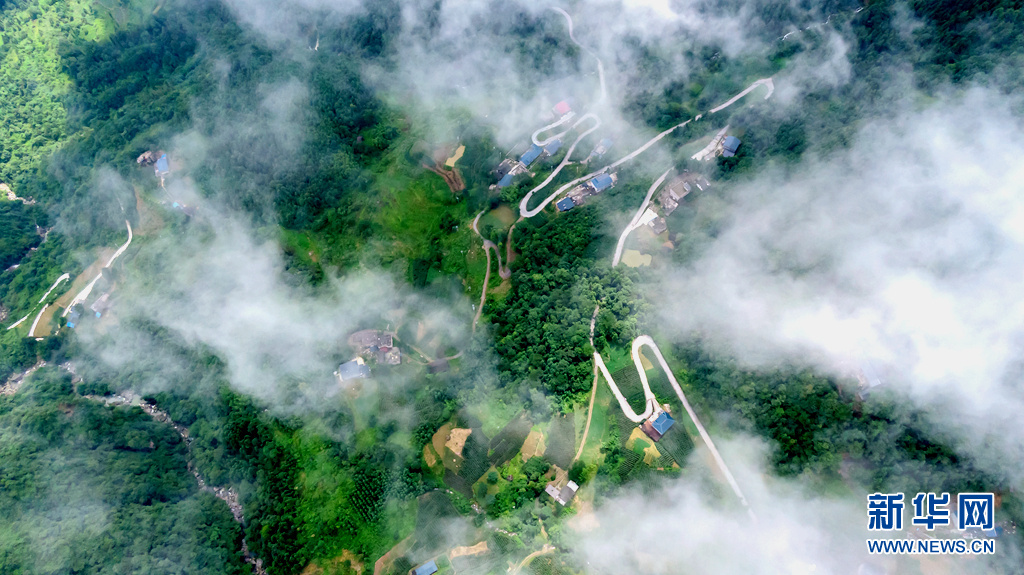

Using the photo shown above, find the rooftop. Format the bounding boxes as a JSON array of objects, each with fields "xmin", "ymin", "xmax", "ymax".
[
  {"xmin": 411, "ymin": 560, "xmax": 438, "ymax": 575},
  {"xmin": 556, "ymin": 198, "xmax": 575, "ymax": 212},
  {"xmin": 544, "ymin": 139, "xmax": 563, "ymax": 155},
  {"xmin": 722, "ymin": 136, "xmax": 741, "ymax": 157},
  {"xmin": 336, "ymin": 357, "xmax": 370, "ymax": 381},
  {"xmin": 589, "ymin": 173, "xmax": 614, "ymax": 192},
  {"xmin": 520, "ymin": 144, "xmax": 544, "ymax": 166},
  {"xmin": 651, "ymin": 411, "xmax": 675, "ymax": 435}
]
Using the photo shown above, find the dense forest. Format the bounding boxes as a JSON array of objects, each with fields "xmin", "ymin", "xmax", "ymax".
[
  {"xmin": 2, "ymin": 0, "xmax": 1024, "ymax": 573},
  {"xmin": 0, "ymin": 368, "xmax": 245, "ymax": 575}
]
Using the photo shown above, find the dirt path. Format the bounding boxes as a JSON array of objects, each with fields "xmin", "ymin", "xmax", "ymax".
[
  {"xmin": 512, "ymin": 544, "xmax": 556, "ymax": 575},
  {"xmin": 471, "ymin": 211, "xmax": 512, "ymax": 333},
  {"xmin": 424, "ymin": 163, "xmax": 465, "ymax": 193}
]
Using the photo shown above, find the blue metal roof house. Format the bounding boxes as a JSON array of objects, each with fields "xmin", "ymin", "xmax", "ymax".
[
  {"xmin": 66, "ymin": 310, "xmax": 82, "ymax": 329},
  {"xmin": 335, "ymin": 358, "xmax": 370, "ymax": 382},
  {"xmin": 155, "ymin": 154, "xmax": 169, "ymax": 174},
  {"xmin": 556, "ymin": 198, "xmax": 575, "ymax": 212},
  {"xmin": 544, "ymin": 139, "xmax": 563, "ymax": 156},
  {"xmin": 520, "ymin": 144, "xmax": 543, "ymax": 166},
  {"xmin": 497, "ymin": 173, "xmax": 514, "ymax": 188},
  {"xmin": 722, "ymin": 136, "xmax": 741, "ymax": 157},
  {"xmin": 588, "ymin": 173, "xmax": 614, "ymax": 192},
  {"xmin": 411, "ymin": 560, "xmax": 438, "ymax": 575},
  {"xmin": 641, "ymin": 411, "xmax": 675, "ymax": 442}
]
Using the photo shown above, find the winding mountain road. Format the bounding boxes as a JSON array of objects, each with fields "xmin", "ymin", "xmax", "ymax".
[
  {"xmin": 551, "ymin": 7, "xmax": 607, "ymax": 104},
  {"xmin": 471, "ymin": 211, "xmax": 511, "ymax": 332},
  {"xmin": 63, "ymin": 220, "xmax": 133, "ymax": 318},
  {"xmin": 532, "ymin": 113, "xmax": 576, "ymax": 147}
]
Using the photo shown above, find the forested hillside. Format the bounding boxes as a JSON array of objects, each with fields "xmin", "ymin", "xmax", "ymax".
[{"xmin": 2, "ymin": 0, "xmax": 1024, "ymax": 573}]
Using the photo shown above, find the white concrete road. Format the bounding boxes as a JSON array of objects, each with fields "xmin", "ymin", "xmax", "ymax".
[
  {"xmin": 612, "ymin": 168, "xmax": 673, "ymax": 267},
  {"xmin": 38, "ymin": 273, "xmax": 70, "ymax": 304},
  {"xmin": 551, "ymin": 7, "xmax": 607, "ymax": 104},
  {"xmin": 709, "ymin": 78, "xmax": 774, "ymax": 114},
  {"xmin": 519, "ymin": 119, "xmax": 690, "ymax": 218},
  {"xmin": 531, "ymin": 112, "xmax": 576, "ymax": 147},
  {"xmin": 63, "ymin": 220, "xmax": 133, "ymax": 318},
  {"xmin": 519, "ymin": 113, "xmax": 602, "ymax": 217}
]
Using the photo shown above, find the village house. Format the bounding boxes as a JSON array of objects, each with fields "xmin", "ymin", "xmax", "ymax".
[
  {"xmin": 545, "ymin": 480, "xmax": 579, "ymax": 506},
  {"xmin": 335, "ymin": 357, "xmax": 370, "ymax": 383},
  {"xmin": 348, "ymin": 329, "xmax": 401, "ymax": 365},
  {"xmin": 641, "ymin": 410, "xmax": 675, "ymax": 442}
]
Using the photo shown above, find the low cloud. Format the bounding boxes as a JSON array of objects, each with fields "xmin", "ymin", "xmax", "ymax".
[
  {"xmin": 650, "ymin": 86, "xmax": 1024, "ymax": 483},
  {"xmin": 78, "ymin": 197, "xmax": 472, "ymax": 413}
]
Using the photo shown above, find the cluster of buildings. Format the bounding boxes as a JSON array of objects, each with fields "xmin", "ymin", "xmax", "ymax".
[
  {"xmin": 334, "ymin": 329, "xmax": 401, "ymax": 383},
  {"xmin": 630, "ymin": 172, "xmax": 710, "ymax": 236},
  {"xmin": 556, "ymin": 172, "xmax": 617, "ymax": 212},
  {"xmin": 495, "ymin": 138, "xmax": 564, "ymax": 189}
]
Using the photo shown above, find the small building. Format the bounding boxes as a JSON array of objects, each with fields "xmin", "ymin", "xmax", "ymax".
[
  {"xmin": 641, "ymin": 411, "xmax": 675, "ymax": 442},
  {"xmin": 90, "ymin": 293, "xmax": 111, "ymax": 318},
  {"xmin": 335, "ymin": 357, "xmax": 370, "ymax": 382},
  {"xmin": 495, "ymin": 159, "xmax": 515, "ymax": 179},
  {"xmin": 155, "ymin": 154, "xmax": 170, "ymax": 176},
  {"xmin": 497, "ymin": 173, "xmax": 515, "ymax": 188},
  {"xmin": 544, "ymin": 139, "xmax": 563, "ymax": 156},
  {"xmin": 411, "ymin": 560, "xmax": 438, "ymax": 575},
  {"xmin": 587, "ymin": 173, "xmax": 616, "ymax": 193},
  {"xmin": 588, "ymin": 138, "xmax": 613, "ymax": 161},
  {"xmin": 556, "ymin": 198, "xmax": 576, "ymax": 212},
  {"xmin": 658, "ymin": 176, "xmax": 694, "ymax": 216},
  {"xmin": 545, "ymin": 480, "xmax": 579, "ymax": 506},
  {"xmin": 66, "ymin": 309, "xmax": 82, "ymax": 329},
  {"xmin": 647, "ymin": 217, "xmax": 668, "ymax": 235},
  {"xmin": 520, "ymin": 144, "xmax": 544, "ymax": 167},
  {"xmin": 722, "ymin": 136, "xmax": 741, "ymax": 158},
  {"xmin": 552, "ymin": 100, "xmax": 572, "ymax": 116}
]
